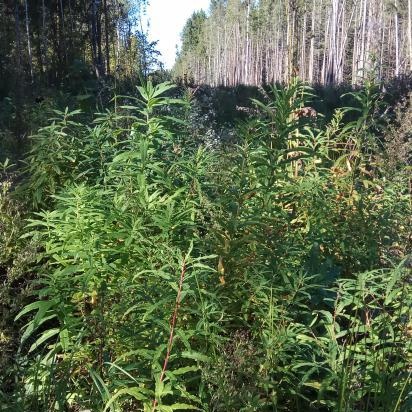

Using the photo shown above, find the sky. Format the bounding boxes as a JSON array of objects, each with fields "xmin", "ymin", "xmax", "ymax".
[{"xmin": 143, "ymin": 0, "xmax": 211, "ymax": 70}]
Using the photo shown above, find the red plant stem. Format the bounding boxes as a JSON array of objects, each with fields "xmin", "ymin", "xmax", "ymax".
[{"xmin": 152, "ymin": 258, "xmax": 186, "ymax": 411}]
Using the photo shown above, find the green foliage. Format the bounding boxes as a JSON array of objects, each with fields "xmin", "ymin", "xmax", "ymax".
[
  {"xmin": 0, "ymin": 159, "xmax": 38, "ymax": 404},
  {"xmin": 2, "ymin": 79, "xmax": 411, "ymax": 411},
  {"xmin": 22, "ymin": 108, "xmax": 84, "ymax": 208},
  {"xmin": 320, "ymin": 265, "xmax": 411, "ymax": 412}
]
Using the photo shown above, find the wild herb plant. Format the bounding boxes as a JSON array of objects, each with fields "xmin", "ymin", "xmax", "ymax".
[{"xmin": 8, "ymin": 79, "xmax": 412, "ymax": 411}]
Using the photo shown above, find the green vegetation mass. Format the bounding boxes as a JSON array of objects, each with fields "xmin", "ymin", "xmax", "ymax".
[{"xmin": 0, "ymin": 78, "xmax": 411, "ymax": 411}]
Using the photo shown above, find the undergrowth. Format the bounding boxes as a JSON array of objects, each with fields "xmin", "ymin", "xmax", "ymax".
[{"xmin": 0, "ymin": 79, "xmax": 410, "ymax": 411}]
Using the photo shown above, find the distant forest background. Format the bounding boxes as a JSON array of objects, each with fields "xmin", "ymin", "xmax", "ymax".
[
  {"xmin": 175, "ymin": 0, "xmax": 412, "ymax": 86},
  {"xmin": 1, "ymin": 0, "xmax": 412, "ymax": 97},
  {"xmin": 0, "ymin": 0, "xmax": 157, "ymax": 98}
]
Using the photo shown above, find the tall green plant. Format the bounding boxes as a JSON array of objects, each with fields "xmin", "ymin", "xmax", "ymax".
[{"xmin": 11, "ymin": 79, "xmax": 411, "ymax": 412}]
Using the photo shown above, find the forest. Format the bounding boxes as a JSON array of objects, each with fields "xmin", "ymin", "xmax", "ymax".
[
  {"xmin": 175, "ymin": 0, "xmax": 412, "ymax": 85},
  {"xmin": 0, "ymin": 1, "xmax": 411, "ymax": 411}
]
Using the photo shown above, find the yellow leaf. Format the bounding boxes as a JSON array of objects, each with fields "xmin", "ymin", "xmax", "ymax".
[
  {"xmin": 91, "ymin": 290, "xmax": 98, "ymax": 306},
  {"xmin": 217, "ymin": 256, "xmax": 224, "ymax": 275}
]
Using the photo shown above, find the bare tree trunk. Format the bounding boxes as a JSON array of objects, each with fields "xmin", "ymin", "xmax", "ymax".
[
  {"xmin": 14, "ymin": 2, "xmax": 22, "ymax": 76},
  {"xmin": 104, "ymin": 0, "xmax": 110, "ymax": 74},
  {"xmin": 300, "ymin": 6, "xmax": 307, "ymax": 80},
  {"xmin": 365, "ymin": 0, "xmax": 374, "ymax": 78},
  {"xmin": 97, "ymin": 2, "xmax": 104, "ymax": 75},
  {"xmin": 41, "ymin": 0, "xmax": 47, "ymax": 76},
  {"xmin": 379, "ymin": 0, "xmax": 385, "ymax": 80},
  {"xmin": 58, "ymin": 0, "xmax": 67, "ymax": 65},
  {"xmin": 13, "ymin": 0, "xmax": 24, "ymax": 141},
  {"xmin": 326, "ymin": 0, "xmax": 338, "ymax": 84},
  {"xmin": 216, "ymin": 29, "xmax": 220, "ymax": 85},
  {"xmin": 408, "ymin": 0, "xmax": 412, "ymax": 71},
  {"xmin": 359, "ymin": 0, "xmax": 368, "ymax": 80},
  {"xmin": 291, "ymin": 0, "xmax": 297, "ymax": 78},
  {"xmin": 115, "ymin": 0, "xmax": 121, "ymax": 70},
  {"xmin": 352, "ymin": 1, "xmax": 360, "ymax": 84},
  {"xmin": 68, "ymin": 0, "xmax": 75, "ymax": 50},
  {"xmin": 24, "ymin": 0, "xmax": 33, "ymax": 83},
  {"xmin": 337, "ymin": 2, "xmax": 355, "ymax": 83},
  {"xmin": 286, "ymin": 1, "xmax": 292, "ymax": 80},
  {"xmin": 394, "ymin": 0, "xmax": 400, "ymax": 76},
  {"xmin": 245, "ymin": 0, "xmax": 250, "ymax": 84},
  {"xmin": 91, "ymin": 0, "xmax": 102, "ymax": 77},
  {"xmin": 308, "ymin": 0, "xmax": 316, "ymax": 83},
  {"xmin": 321, "ymin": 8, "xmax": 330, "ymax": 83}
]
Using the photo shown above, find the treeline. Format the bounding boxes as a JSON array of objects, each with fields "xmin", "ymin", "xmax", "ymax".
[
  {"xmin": 0, "ymin": 0, "xmax": 161, "ymax": 97},
  {"xmin": 174, "ymin": 0, "xmax": 412, "ymax": 86}
]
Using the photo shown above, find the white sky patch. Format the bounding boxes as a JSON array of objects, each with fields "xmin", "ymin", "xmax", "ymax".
[{"xmin": 142, "ymin": 0, "xmax": 211, "ymax": 70}]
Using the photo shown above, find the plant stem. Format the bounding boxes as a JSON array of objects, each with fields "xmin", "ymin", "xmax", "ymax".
[{"xmin": 151, "ymin": 258, "xmax": 187, "ymax": 412}]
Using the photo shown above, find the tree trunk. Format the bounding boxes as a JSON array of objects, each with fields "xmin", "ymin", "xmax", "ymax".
[
  {"xmin": 245, "ymin": 0, "xmax": 250, "ymax": 84},
  {"xmin": 41, "ymin": 0, "xmax": 47, "ymax": 77},
  {"xmin": 24, "ymin": 0, "xmax": 33, "ymax": 83},
  {"xmin": 91, "ymin": 0, "xmax": 101, "ymax": 77},
  {"xmin": 104, "ymin": 0, "xmax": 110, "ymax": 74},
  {"xmin": 408, "ymin": 0, "xmax": 412, "ymax": 71},
  {"xmin": 326, "ymin": 0, "xmax": 338, "ymax": 84},
  {"xmin": 59, "ymin": 0, "xmax": 67, "ymax": 64},
  {"xmin": 13, "ymin": 0, "xmax": 24, "ymax": 141},
  {"xmin": 308, "ymin": 0, "xmax": 316, "ymax": 83},
  {"xmin": 394, "ymin": 0, "xmax": 400, "ymax": 76}
]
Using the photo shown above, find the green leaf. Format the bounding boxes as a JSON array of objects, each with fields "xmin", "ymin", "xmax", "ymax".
[
  {"xmin": 181, "ymin": 351, "xmax": 210, "ymax": 363},
  {"xmin": 104, "ymin": 387, "xmax": 148, "ymax": 411},
  {"xmin": 59, "ymin": 328, "xmax": 70, "ymax": 351},
  {"xmin": 88, "ymin": 368, "xmax": 112, "ymax": 404},
  {"xmin": 170, "ymin": 366, "xmax": 199, "ymax": 376},
  {"xmin": 170, "ymin": 404, "xmax": 200, "ymax": 410},
  {"xmin": 28, "ymin": 328, "xmax": 60, "ymax": 353},
  {"xmin": 15, "ymin": 300, "xmax": 56, "ymax": 322},
  {"xmin": 152, "ymin": 82, "xmax": 175, "ymax": 98},
  {"xmin": 21, "ymin": 313, "xmax": 57, "ymax": 344},
  {"xmin": 157, "ymin": 406, "xmax": 173, "ymax": 412}
]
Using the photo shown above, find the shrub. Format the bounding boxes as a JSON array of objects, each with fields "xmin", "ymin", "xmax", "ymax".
[{"xmin": 8, "ymin": 79, "xmax": 412, "ymax": 411}]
